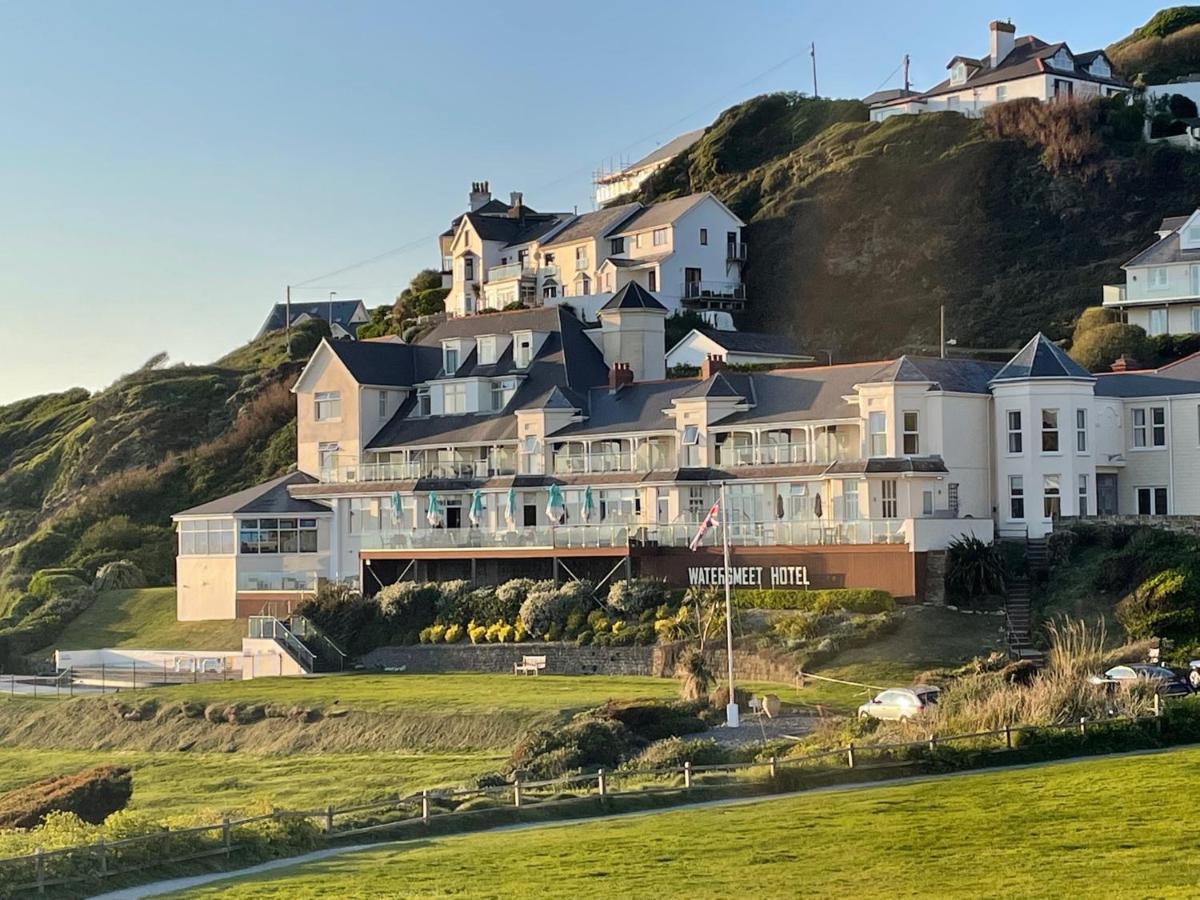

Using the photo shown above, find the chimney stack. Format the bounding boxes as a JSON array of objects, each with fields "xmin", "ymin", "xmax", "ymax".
[
  {"xmin": 507, "ymin": 191, "xmax": 525, "ymax": 220},
  {"xmin": 1110, "ymin": 354, "xmax": 1140, "ymax": 373},
  {"xmin": 608, "ymin": 362, "xmax": 635, "ymax": 390},
  {"xmin": 469, "ymin": 181, "xmax": 492, "ymax": 211},
  {"xmin": 701, "ymin": 353, "xmax": 728, "ymax": 380},
  {"xmin": 989, "ymin": 20, "xmax": 1015, "ymax": 68}
]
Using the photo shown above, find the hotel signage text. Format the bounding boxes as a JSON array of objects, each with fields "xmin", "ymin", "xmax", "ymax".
[{"xmin": 687, "ymin": 565, "xmax": 811, "ymax": 588}]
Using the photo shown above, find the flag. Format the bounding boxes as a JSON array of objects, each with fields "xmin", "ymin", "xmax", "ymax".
[
  {"xmin": 468, "ymin": 489, "xmax": 485, "ymax": 527},
  {"xmin": 689, "ymin": 499, "xmax": 720, "ymax": 551}
]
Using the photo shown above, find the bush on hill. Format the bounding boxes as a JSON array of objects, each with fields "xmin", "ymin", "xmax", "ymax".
[
  {"xmin": 1109, "ymin": 8, "xmax": 1200, "ymax": 84},
  {"xmin": 92, "ymin": 560, "xmax": 147, "ymax": 593},
  {"xmin": 0, "ymin": 765, "xmax": 132, "ymax": 830},
  {"xmin": 1070, "ymin": 322, "xmax": 1154, "ymax": 371}
]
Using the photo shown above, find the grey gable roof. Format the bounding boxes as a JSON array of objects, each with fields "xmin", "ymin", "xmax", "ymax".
[
  {"xmin": 175, "ymin": 472, "xmax": 328, "ymax": 517},
  {"xmin": 325, "ymin": 339, "xmax": 422, "ymax": 387},
  {"xmin": 258, "ymin": 300, "xmax": 366, "ymax": 338},
  {"xmin": 694, "ymin": 327, "xmax": 806, "ymax": 357},
  {"xmin": 625, "ymin": 128, "xmax": 705, "ymax": 172},
  {"xmin": 1094, "ymin": 371, "xmax": 1200, "ymax": 398},
  {"xmin": 1123, "ymin": 230, "xmax": 1200, "ymax": 268},
  {"xmin": 600, "ymin": 282, "xmax": 668, "ymax": 312},
  {"xmin": 992, "ymin": 334, "xmax": 1093, "ymax": 382},
  {"xmin": 539, "ymin": 203, "xmax": 642, "ymax": 249},
  {"xmin": 611, "ymin": 193, "xmax": 712, "ymax": 235}
]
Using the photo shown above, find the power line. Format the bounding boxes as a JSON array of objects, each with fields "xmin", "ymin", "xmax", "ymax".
[
  {"xmin": 870, "ymin": 59, "xmax": 905, "ymax": 96},
  {"xmin": 290, "ymin": 43, "xmax": 812, "ymax": 291}
]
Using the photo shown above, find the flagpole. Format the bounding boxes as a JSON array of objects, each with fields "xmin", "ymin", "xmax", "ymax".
[{"xmin": 720, "ymin": 480, "xmax": 739, "ymax": 728}]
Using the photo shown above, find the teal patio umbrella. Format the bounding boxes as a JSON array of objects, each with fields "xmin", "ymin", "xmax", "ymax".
[
  {"xmin": 504, "ymin": 486, "xmax": 518, "ymax": 530},
  {"xmin": 390, "ymin": 492, "xmax": 404, "ymax": 528},
  {"xmin": 469, "ymin": 488, "xmax": 486, "ymax": 527},
  {"xmin": 545, "ymin": 484, "xmax": 566, "ymax": 524},
  {"xmin": 581, "ymin": 485, "xmax": 595, "ymax": 523},
  {"xmin": 425, "ymin": 492, "xmax": 444, "ymax": 528}
]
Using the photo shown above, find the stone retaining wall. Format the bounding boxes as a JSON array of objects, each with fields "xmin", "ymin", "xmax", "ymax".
[
  {"xmin": 360, "ymin": 642, "xmax": 657, "ymax": 676},
  {"xmin": 1071, "ymin": 515, "xmax": 1200, "ymax": 537}
]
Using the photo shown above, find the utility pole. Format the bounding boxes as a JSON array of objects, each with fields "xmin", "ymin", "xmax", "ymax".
[
  {"xmin": 285, "ymin": 285, "xmax": 291, "ymax": 345},
  {"xmin": 940, "ymin": 304, "xmax": 946, "ymax": 359},
  {"xmin": 719, "ymin": 481, "xmax": 739, "ymax": 728},
  {"xmin": 903, "ymin": 54, "xmax": 910, "ymax": 93},
  {"xmin": 810, "ymin": 42, "xmax": 819, "ymax": 99},
  {"xmin": 329, "ymin": 291, "xmax": 337, "ymax": 336}
]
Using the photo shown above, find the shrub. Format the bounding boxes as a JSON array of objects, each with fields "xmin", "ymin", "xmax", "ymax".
[
  {"xmin": 620, "ymin": 737, "xmax": 729, "ymax": 772},
  {"xmin": 1069, "ymin": 322, "xmax": 1153, "ymax": 372},
  {"xmin": 434, "ymin": 580, "xmax": 473, "ymax": 623},
  {"xmin": 443, "ymin": 623, "xmax": 464, "ymax": 643},
  {"xmin": 589, "ymin": 700, "xmax": 707, "ymax": 742},
  {"xmin": 495, "ymin": 578, "xmax": 541, "ymax": 620},
  {"xmin": 0, "ymin": 766, "xmax": 133, "ymax": 829},
  {"xmin": 771, "ymin": 611, "xmax": 822, "ymax": 641},
  {"xmin": 295, "ymin": 582, "xmax": 377, "ymax": 654},
  {"xmin": 710, "ymin": 684, "xmax": 752, "ymax": 710},
  {"xmin": 1116, "ymin": 568, "xmax": 1200, "ymax": 641},
  {"xmin": 574, "ymin": 629, "xmax": 594, "ymax": 647},
  {"xmin": 945, "ymin": 535, "xmax": 1006, "ymax": 604},
  {"xmin": 634, "ymin": 622, "xmax": 656, "ymax": 646},
  {"xmin": 607, "ymin": 578, "xmax": 668, "ymax": 615},
  {"xmin": 92, "ymin": 560, "xmax": 147, "ymax": 593},
  {"xmin": 427, "ymin": 623, "xmax": 447, "ymax": 644},
  {"xmin": 733, "ymin": 588, "xmax": 894, "ymax": 614},
  {"xmin": 467, "ymin": 621, "xmax": 487, "ymax": 644},
  {"xmin": 508, "ymin": 718, "xmax": 634, "ymax": 778},
  {"xmin": 28, "ymin": 571, "xmax": 90, "ymax": 602},
  {"xmin": 517, "ymin": 582, "xmax": 585, "ymax": 635},
  {"xmin": 375, "ymin": 582, "xmax": 441, "ymax": 630},
  {"xmin": 563, "ymin": 609, "xmax": 587, "ymax": 639},
  {"xmin": 287, "ymin": 318, "xmax": 331, "ymax": 359},
  {"xmin": 11, "ymin": 530, "xmax": 72, "ymax": 573},
  {"xmin": 675, "ymin": 649, "xmax": 714, "ymax": 702}
]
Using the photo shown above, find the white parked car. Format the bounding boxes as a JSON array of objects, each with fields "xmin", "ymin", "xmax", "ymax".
[{"xmin": 857, "ymin": 686, "xmax": 941, "ymax": 722}]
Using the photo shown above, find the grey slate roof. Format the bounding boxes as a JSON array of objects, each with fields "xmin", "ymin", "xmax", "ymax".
[
  {"xmin": 680, "ymin": 371, "xmax": 751, "ymax": 400},
  {"xmin": 539, "ymin": 203, "xmax": 642, "ymax": 249},
  {"xmin": 693, "ymin": 328, "xmax": 808, "ymax": 358},
  {"xmin": 624, "ymin": 128, "xmax": 705, "ymax": 172},
  {"xmin": 991, "ymin": 334, "xmax": 1093, "ymax": 382},
  {"xmin": 1094, "ymin": 371, "xmax": 1200, "ymax": 398},
  {"xmin": 326, "ymin": 339, "xmax": 426, "ymax": 387},
  {"xmin": 175, "ymin": 472, "xmax": 329, "ymax": 518},
  {"xmin": 600, "ymin": 282, "xmax": 668, "ymax": 312},
  {"xmin": 874, "ymin": 36, "xmax": 1125, "ymax": 108},
  {"xmin": 611, "ymin": 193, "xmax": 713, "ymax": 235},
  {"xmin": 258, "ymin": 300, "xmax": 366, "ymax": 338},
  {"xmin": 1122, "ymin": 231, "xmax": 1200, "ymax": 268}
]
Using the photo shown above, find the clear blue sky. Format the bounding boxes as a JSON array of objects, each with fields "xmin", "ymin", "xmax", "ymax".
[{"xmin": 0, "ymin": 0, "xmax": 1163, "ymax": 403}]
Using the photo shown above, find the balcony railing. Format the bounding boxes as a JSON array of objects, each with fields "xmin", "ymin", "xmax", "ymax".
[
  {"xmin": 575, "ymin": 257, "xmax": 589, "ymax": 271},
  {"xmin": 540, "ymin": 265, "xmax": 559, "ymax": 279},
  {"xmin": 486, "ymin": 263, "xmax": 535, "ymax": 282},
  {"xmin": 237, "ymin": 572, "xmax": 319, "ymax": 592},
  {"xmin": 359, "ymin": 519, "xmax": 910, "ymax": 551},
  {"xmin": 681, "ymin": 280, "xmax": 746, "ymax": 300},
  {"xmin": 552, "ymin": 451, "xmax": 632, "ymax": 475},
  {"xmin": 1102, "ymin": 284, "xmax": 1127, "ymax": 305},
  {"xmin": 716, "ymin": 442, "xmax": 809, "ymax": 467},
  {"xmin": 726, "ymin": 242, "xmax": 747, "ymax": 262},
  {"xmin": 322, "ymin": 455, "xmax": 517, "ymax": 484}
]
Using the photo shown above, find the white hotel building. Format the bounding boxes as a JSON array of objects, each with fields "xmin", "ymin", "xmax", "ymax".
[{"xmin": 173, "ymin": 289, "xmax": 1200, "ymax": 622}]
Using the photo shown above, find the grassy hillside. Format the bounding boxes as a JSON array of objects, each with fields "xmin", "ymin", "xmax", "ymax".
[
  {"xmin": 174, "ymin": 747, "xmax": 1200, "ymax": 898},
  {"xmin": 632, "ymin": 91, "xmax": 1200, "ymax": 360},
  {"xmin": 48, "ymin": 588, "xmax": 245, "ymax": 652},
  {"xmin": 1109, "ymin": 6, "xmax": 1200, "ymax": 83}
]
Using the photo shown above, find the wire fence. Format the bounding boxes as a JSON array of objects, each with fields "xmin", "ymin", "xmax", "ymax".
[
  {"xmin": 3, "ymin": 664, "xmax": 238, "ymax": 699},
  {"xmin": 0, "ymin": 710, "xmax": 1167, "ymax": 895}
]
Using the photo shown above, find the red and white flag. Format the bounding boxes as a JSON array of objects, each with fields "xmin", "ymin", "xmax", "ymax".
[{"xmin": 689, "ymin": 499, "xmax": 721, "ymax": 551}]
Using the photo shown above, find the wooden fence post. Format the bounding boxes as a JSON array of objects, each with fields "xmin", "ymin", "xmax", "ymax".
[
  {"xmin": 513, "ymin": 780, "xmax": 522, "ymax": 808},
  {"xmin": 97, "ymin": 837, "xmax": 106, "ymax": 876},
  {"xmin": 597, "ymin": 769, "xmax": 607, "ymax": 797},
  {"xmin": 1154, "ymin": 693, "xmax": 1161, "ymax": 718},
  {"xmin": 222, "ymin": 817, "xmax": 231, "ymax": 857},
  {"xmin": 928, "ymin": 734, "xmax": 937, "ymax": 753},
  {"xmin": 421, "ymin": 790, "xmax": 430, "ymax": 824},
  {"xmin": 846, "ymin": 743, "xmax": 856, "ymax": 769},
  {"xmin": 683, "ymin": 761, "xmax": 692, "ymax": 789},
  {"xmin": 325, "ymin": 805, "xmax": 334, "ymax": 833},
  {"xmin": 1005, "ymin": 722, "xmax": 1013, "ymax": 750},
  {"xmin": 35, "ymin": 847, "xmax": 44, "ymax": 894},
  {"xmin": 769, "ymin": 756, "xmax": 778, "ymax": 779}
]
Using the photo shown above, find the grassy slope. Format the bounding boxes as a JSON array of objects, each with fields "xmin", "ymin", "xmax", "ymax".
[
  {"xmin": 48, "ymin": 587, "xmax": 245, "ymax": 651},
  {"xmin": 177, "ymin": 747, "xmax": 1200, "ymax": 899},
  {"xmin": 635, "ymin": 93, "xmax": 1200, "ymax": 360},
  {"xmin": 0, "ymin": 748, "xmax": 502, "ymax": 820},
  {"xmin": 786, "ymin": 605, "xmax": 1004, "ymax": 713},
  {"xmin": 1108, "ymin": 7, "xmax": 1200, "ymax": 83}
]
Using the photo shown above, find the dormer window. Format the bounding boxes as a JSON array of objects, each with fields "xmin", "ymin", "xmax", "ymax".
[
  {"xmin": 610, "ymin": 237, "xmax": 625, "ymax": 254},
  {"xmin": 417, "ymin": 387, "xmax": 431, "ymax": 417},
  {"xmin": 444, "ymin": 346, "xmax": 459, "ymax": 374},
  {"xmin": 478, "ymin": 336, "xmax": 497, "ymax": 365},
  {"xmin": 513, "ymin": 333, "xmax": 533, "ymax": 368},
  {"xmin": 950, "ymin": 62, "xmax": 967, "ymax": 85},
  {"xmin": 1090, "ymin": 56, "xmax": 1110, "ymax": 78},
  {"xmin": 444, "ymin": 383, "xmax": 466, "ymax": 414},
  {"xmin": 682, "ymin": 425, "xmax": 700, "ymax": 445}
]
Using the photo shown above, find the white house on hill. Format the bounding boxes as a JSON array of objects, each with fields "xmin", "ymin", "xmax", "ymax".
[
  {"xmin": 666, "ymin": 328, "xmax": 813, "ymax": 369},
  {"xmin": 870, "ymin": 20, "xmax": 1126, "ymax": 121},
  {"xmin": 1101, "ymin": 209, "xmax": 1200, "ymax": 336}
]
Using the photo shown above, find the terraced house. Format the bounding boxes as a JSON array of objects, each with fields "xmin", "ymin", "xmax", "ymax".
[{"xmin": 173, "ymin": 292, "xmax": 1200, "ymax": 621}]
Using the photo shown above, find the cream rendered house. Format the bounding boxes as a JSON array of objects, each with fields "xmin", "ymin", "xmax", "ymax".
[
  {"xmin": 870, "ymin": 20, "xmax": 1126, "ymax": 122},
  {"xmin": 592, "ymin": 128, "xmax": 704, "ymax": 207},
  {"xmin": 1102, "ymin": 210, "xmax": 1200, "ymax": 336}
]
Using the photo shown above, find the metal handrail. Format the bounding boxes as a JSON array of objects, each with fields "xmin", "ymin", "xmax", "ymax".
[{"xmin": 247, "ymin": 616, "xmax": 315, "ymax": 671}]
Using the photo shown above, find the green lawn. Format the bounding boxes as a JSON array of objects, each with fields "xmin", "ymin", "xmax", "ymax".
[
  {"xmin": 0, "ymin": 748, "xmax": 501, "ymax": 820},
  {"xmin": 175, "ymin": 747, "xmax": 1200, "ymax": 898},
  {"xmin": 120, "ymin": 672, "xmax": 682, "ymax": 715},
  {"xmin": 47, "ymin": 587, "xmax": 246, "ymax": 652}
]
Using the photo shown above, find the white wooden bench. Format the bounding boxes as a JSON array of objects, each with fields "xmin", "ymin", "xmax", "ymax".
[{"xmin": 514, "ymin": 655, "xmax": 547, "ymax": 676}]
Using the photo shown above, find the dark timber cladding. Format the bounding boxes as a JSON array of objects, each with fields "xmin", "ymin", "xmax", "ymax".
[{"xmin": 359, "ymin": 544, "xmax": 923, "ymax": 600}]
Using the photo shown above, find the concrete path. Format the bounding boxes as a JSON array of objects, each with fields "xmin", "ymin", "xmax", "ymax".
[{"xmin": 90, "ymin": 743, "xmax": 1195, "ymax": 899}]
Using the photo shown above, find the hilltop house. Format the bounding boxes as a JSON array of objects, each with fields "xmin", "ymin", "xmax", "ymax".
[
  {"xmin": 666, "ymin": 327, "xmax": 813, "ymax": 369},
  {"xmin": 258, "ymin": 300, "xmax": 370, "ymax": 341},
  {"xmin": 174, "ymin": 296, "xmax": 1200, "ymax": 626},
  {"xmin": 1102, "ymin": 209, "xmax": 1200, "ymax": 336},
  {"xmin": 592, "ymin": 128, "xmax": 705, "ymax": 207},
  {"xmin": 438, "ymin": 183, "xmax": 747, "ymax": 325},
  {"xmin": 869, "ymin": 20, "xmax": 1127, "ymax": 121}
]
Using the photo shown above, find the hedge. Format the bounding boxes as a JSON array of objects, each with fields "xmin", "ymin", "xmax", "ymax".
[
  {"xmin": 733, "ymin": 588, "xmax": 894, "ymax": 614},
  {"xmin": 0, "ymin": 766, "xmax": 133, "ymax": 829}
]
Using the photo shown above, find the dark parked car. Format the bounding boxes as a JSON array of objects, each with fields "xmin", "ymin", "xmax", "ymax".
[{"xmin": 1089, "ymin": 664, "xmax": 1192, "ymax": 697}]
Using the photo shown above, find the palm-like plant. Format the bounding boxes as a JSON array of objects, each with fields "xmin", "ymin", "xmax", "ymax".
[
  {"xmin": 675, "ymin": 649, "xmax": 714, "ymax": 702},
  {"xmin": 946, "ymin": 535, "xmax": 1005, "ymax": 603}
]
